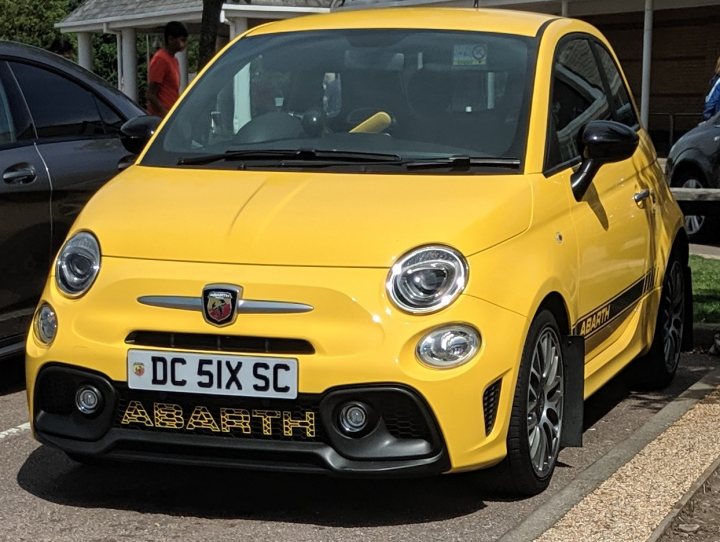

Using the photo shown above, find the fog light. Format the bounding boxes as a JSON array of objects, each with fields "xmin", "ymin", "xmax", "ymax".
[
  {"xmin": 75, "ymin": 385, "xmax": 102, "ymax": 415},
  {"xmin": 417, "ymin": 324, "xmax": 480, "ymax": 368},
  {"xmin": 34, "ymin": 303, "xmax": 58, "ymax": 345},
  {"xmin": 338, "ymin": 402, "xmax": 369, "ymax": 434}
]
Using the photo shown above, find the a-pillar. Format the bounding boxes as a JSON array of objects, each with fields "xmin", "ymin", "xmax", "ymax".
[
  {"xmin": 76, "ymin": 32, "xmax": 93, "ymax": 70},
  {"xmin": 120, "ymin": 27, "xmax": 138, "ymax": 102}
]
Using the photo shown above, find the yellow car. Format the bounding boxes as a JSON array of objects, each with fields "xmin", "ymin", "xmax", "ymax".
[{"xmin": 26, "ymin": 7, "xmax": 691, "ymax": 495}]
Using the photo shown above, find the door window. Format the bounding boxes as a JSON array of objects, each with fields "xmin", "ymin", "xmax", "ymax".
[
  {"xmin": 9, "ymin": 62, "xmax": 107, "ymax": 139},
  {"xmin": 0, "ymin": 77, "xmax": 15, "ymax": 146},
  {"xmin": 546, "ymin": 38, "xmax": 611, "ymax": 169},
  {"xmin": 593, "ymin": 43, "xmax": 638, "ymax": 128}
]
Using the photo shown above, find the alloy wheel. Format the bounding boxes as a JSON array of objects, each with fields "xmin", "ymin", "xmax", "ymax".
[{"xmin": 526, "ymin": 326, "xmax": 564, "ymax": 477}]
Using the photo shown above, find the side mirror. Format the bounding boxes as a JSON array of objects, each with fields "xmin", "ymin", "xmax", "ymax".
[
  {"xmin": 571, "ymin": 120, "xmax": 639, "ymax": 201},
  {"xmin": 120, "ymin": 115, "xmax": 162, "ymax": 155}
]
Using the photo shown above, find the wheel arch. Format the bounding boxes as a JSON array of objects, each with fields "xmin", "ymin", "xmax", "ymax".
[
  {"xmin": 536, "ymin": 292, "xmax": 570, "ymax": 335},
  {"xmin": 670, "ymin": 157, "xmax": 711, "ymax": 187}
]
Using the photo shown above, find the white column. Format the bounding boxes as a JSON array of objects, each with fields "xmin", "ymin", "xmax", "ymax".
[
  {"xmin": 641, "ymin": 0, "xmax": 653, "ymax": 128},
  {"xmin": 76, "ymin": 32, "xmax": 93, "ymax": 70},
  {"xmin": 177, "ymin": 48, "xmax": 188, "ymax": 91},
  {"xmin": 116, "ymin": 33, "xmax": 122, "ymax": 92},
  {"xmin": 229, "ymin": 17, "xmax": 248, "ymax": 40},
  {"xmin": 561, "ymin": 1, "xmax": 568, "ymax": 16},
  {"xmin": 227, "ymin": 17, "xmax": 251, "ymax": 132},
  {"xmin": 121, "ymin": 27, "xmax": 138, "ymax": 102}
]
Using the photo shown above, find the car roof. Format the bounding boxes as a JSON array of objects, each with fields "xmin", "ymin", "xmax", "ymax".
[
  {"xmin": 246, "ymin": 7, "xmax": 558, "ymax": 38},
  {"xmin": 0, "ymin": 40, "xmax": 144, "ymax": 118}
]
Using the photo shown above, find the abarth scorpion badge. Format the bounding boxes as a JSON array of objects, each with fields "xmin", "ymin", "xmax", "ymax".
[{"xmin": 202, "ymin": 284, "xmax": 241, "ymax": 326}]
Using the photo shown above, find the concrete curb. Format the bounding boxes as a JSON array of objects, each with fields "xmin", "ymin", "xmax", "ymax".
[{"xmin": 498, "ymin": 353, "xmax": 720, "ymax": 542}]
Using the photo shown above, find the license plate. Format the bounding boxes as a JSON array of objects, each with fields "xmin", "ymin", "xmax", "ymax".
[{"xmin": 127, "ymin": 349, "xmax": 298, "ymax": 399}]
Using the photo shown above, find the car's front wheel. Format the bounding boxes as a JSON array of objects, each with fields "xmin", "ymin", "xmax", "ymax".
[{"xmin": 484, "ymin": 309, "xmax": 564, "ymax": 496}]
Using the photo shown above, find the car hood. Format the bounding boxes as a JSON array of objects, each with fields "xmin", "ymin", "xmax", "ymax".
[{"xmin": 78, "ymin": 166, "xmax": 532, "ymax": 267}]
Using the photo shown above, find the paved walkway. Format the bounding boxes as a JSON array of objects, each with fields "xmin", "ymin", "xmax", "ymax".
[
  {"xmin": 691, "ymin": 243, "xmax": 720, "ymax": 259},
  {"xmin": 499, "ymin": 243, "xmax": 720, "ymax": 542}
]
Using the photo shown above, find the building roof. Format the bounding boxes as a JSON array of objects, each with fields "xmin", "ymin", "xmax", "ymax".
[
  {"xmin": 57, "ymin": 0, "xmax": 332, "ymax": 32},
  {"xmin": 57, "ymin": 0, "xmax": 202, "ymax": 31}
]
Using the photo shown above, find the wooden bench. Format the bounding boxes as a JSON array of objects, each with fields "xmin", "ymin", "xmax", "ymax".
[{"xmin": 670, "ymin": 188, "xmax": 720, "ymax": 215}]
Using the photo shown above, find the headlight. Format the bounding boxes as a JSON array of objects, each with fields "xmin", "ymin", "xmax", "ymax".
[
  {"xmin": 55, "ymin": 231, "xmax": 101, "ymax": 296},
  {"xmin": 386, "ymin": 245, "xmax": 468, "ymax": 314}
]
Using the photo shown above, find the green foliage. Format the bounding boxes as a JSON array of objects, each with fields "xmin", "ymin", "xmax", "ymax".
[
  {"xmin": 92, "ymin": 33, "xmax": 119, "ymax": 87},
  {"xmin": 0, "ymin": 0, "xmax": 74, "ymax": 49},
  {"xmin": 690, "ymin": 255, "xmax": 720, "ymax": 324}
]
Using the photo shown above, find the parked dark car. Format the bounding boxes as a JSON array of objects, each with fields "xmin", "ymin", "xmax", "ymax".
[
  {"xmin": 0, "ymin": 41, "xmax": 145, "ymax": 360},
  {"xmin": 666, "ymin": 111, "xmax": 720, "ymax": 242}
]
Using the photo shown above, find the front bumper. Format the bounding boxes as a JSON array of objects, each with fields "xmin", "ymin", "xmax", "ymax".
[
  {"xmin": 33, "ymin": 364, "xmax": 450, "ymax": 475},
  {"xmin": 27, "ymin": 256, "xmax": 529, "ymax": 473}
]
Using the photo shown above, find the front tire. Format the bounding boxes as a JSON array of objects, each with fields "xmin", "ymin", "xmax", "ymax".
[{"xmin": 487, "ymin": 310, "xmax": 565, "ymax": 496}]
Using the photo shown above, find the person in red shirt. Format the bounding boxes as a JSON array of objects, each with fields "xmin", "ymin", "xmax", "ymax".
[{"xmin": 147, "ymin": 21, "xmax": 188, "ymax": 116}]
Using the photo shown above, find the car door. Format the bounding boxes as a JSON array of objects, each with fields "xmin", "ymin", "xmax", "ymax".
[
  {"xmin": 8, "ymin": 60, "xmax": 130, "ymax": 252},
  {"xmin": 0, "ymin": 61, "xmax": 51, "ymax": 353},
  {"xmin": 544, "ymin": 37, "xmax": 653, "ymax": 364}
]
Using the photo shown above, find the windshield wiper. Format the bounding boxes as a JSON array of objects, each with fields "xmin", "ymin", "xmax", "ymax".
[
  {"xmin": 177, "ymin": 148, "xmax": 401, "ymax": 166},
  {"xmin": 402, "ymin": 156, "xmax": 521, "ymax": 171}
]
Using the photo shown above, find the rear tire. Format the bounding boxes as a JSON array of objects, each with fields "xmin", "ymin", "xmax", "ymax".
[
  {"xmin": 483, "ymin": 310, "xmax": 565, "ymax": 496},
  {"xmin": 633, "ymin": 253, "xmax": 686, "ymax": 389}
]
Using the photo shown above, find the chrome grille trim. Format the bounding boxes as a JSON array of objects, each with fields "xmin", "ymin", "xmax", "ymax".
[{"xmin": 138, "ymin": 296, "xmax": 313, "ymax": 314}]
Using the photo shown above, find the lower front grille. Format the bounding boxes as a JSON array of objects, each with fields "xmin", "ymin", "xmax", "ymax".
[{"xmin": 35, "ymin": 364, "xmax": 445, "ymax": 467}]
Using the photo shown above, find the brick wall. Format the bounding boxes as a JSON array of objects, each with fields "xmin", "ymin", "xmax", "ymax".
[{"xmin": 585, "ymin": 7, "xmax": 720, "ymax": 154}]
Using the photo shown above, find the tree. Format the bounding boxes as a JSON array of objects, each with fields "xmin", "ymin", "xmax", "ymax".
[
  {"xmin": 0, "ymin": 0, "xmax": 75, "ymax": 49},
  {"xmin": 199, "ymin": 0, "xmax": 224, "ymax": 70}
]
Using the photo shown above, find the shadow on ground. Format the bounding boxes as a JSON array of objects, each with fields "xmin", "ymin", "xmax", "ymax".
[
  {"xmin": 17, "ymin": 444, "xmax": 493, "ymax": 526},
  {"xmin": 0, "ymin": 354, "xmax": 25, "ymax": 396}
]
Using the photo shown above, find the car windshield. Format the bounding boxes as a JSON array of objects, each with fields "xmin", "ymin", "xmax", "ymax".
[{"xmin": 142, "ymin": 29, "xmax": 536, "ymax": 172}]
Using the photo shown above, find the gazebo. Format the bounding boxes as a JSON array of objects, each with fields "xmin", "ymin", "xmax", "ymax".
[{"xmin": 55, "ymin": 0, "xmax": 332, "ymax": 103}]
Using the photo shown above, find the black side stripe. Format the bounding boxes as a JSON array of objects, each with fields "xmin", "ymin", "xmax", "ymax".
[{"xmin": 571, "ymin": 269, "xmax": 656, "ymax": 338}]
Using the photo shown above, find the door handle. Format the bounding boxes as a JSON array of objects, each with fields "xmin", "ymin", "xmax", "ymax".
[
  {"xmin": 3, "ymin": 166, "xmax": 36, "ymax": 185},
  {"xmin": 633, "ymin": 189, "xmax": 651, "ymax": 204}
]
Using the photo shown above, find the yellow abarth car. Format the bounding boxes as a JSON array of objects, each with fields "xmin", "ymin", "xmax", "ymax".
[{"xmin": 27, "ymin": 7, "xmax": 691, "ymax": 495}]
